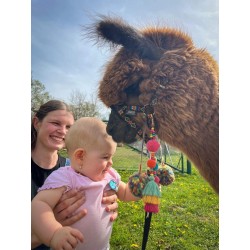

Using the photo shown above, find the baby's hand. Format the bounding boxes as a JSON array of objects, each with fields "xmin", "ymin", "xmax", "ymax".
[{"xmin": 50, "ymin": 226, "xmax": 84, "ymax": 250}]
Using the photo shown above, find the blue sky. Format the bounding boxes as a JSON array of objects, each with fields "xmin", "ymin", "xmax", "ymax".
[{"xmin": 31, "ymin": 0, "xmax": 218, "ymax": 103}]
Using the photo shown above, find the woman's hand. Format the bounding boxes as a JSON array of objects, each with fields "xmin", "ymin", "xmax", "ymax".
[
  {"xmin": 102, "ymin": 190, "xmax": 119, "ymax": 221},
  {"xmin": 53, "ymin": 187, "xmax": 87, "ymax": 226},
  {"xmin": 53, "ymin": 187, "xmax": 118, "ymax": 225}
]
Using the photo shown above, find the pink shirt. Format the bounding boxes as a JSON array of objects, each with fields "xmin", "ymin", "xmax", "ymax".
[{"xmin": 38, "ymin": 166, "xmax": 121, "ymax": 250}]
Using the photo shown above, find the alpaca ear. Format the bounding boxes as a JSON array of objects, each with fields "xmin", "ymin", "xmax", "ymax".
[{"xmin": 95, "ymin": 16, "xmax": 163, "ymax": 60}]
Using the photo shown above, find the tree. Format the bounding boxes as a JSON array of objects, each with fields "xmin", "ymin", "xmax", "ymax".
[
  {"xmin": 31, "ymin": 78, "xmax": 105, "ymax": 120},
  {"xmin": 31, "ymin": 78, "xmax": 52, "ymax": 115},
  {"xmin": 68, "ymin": 89, "xmax": 101, "ymax": 120}
]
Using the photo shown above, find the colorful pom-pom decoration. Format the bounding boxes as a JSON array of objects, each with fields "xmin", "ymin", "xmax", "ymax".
[
  {"xmin": 146, "ymin": 139, "xmax": 160, "ymax": 152},
  {"xmin": 147, "ymin": 159, "xmax": 157, "ymax": 168},
  {"xmin": 126, "ymin": 111, "xmax": 176, "ymax": 250},
  {"xmin": 142, "ymin": 175, "xmax": 161, "ymax": 213},
  {"xmin": 156, "ymin": 164, "xmax": 175, "ymax": 186},
  {"xmin": 153, "ymin": 163, "xmax": 159, "ymax": 171},
  {"xmin": 128, "ymin": 122, "xmax": 175, "ymax": 215},
  {"xmin": 128, "ymin": 172, "xmax": 148, "ymax": 197}
]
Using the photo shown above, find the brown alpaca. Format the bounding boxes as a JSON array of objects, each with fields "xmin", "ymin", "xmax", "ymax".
[{"xmin": 88, "ymin": 16, "xmax": 219, "ymax": 193}]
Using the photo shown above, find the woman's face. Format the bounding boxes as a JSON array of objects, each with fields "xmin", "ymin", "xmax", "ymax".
[{"xmin": 34, "ymin": 110, "xmax": 74, "ymax": 151}]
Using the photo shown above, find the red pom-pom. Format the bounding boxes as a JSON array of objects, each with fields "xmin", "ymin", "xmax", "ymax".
[
  {"xmin": 147, "ymin": 159, "xmax": 156, "ymax": 168},
  {"xmin": 146, "ymin": 139, "xmax": 160, "ymax": 152}
]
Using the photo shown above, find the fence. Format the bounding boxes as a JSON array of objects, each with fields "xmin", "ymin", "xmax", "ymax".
[{"xmin": 112, "ymin": 140, "xmax": 192, "ymax": 174}]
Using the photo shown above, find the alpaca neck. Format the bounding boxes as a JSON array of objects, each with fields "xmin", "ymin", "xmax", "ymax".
[{"xmin": 155, "ymin": 106, "xmax": 219, "ymax": 168}]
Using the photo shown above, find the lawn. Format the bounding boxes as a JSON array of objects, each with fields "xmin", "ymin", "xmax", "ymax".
[{"xmin": 110, "ymin": 146, "xmax": 219, "ymax": 250}]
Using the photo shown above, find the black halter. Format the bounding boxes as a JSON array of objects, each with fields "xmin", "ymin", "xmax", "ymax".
[{"xmin": 110, "ymin": 98, "xmax": 158, "ymax": 142}]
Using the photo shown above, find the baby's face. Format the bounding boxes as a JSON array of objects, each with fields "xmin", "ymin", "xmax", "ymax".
[{"xmin": 80, "ymin": 141, "xmax": 116, "ymax": 181}]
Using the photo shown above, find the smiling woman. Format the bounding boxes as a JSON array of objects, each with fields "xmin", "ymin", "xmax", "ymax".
[{"xmin": 31, "ymin": 100, "xmax": 75, "ymax": 193}]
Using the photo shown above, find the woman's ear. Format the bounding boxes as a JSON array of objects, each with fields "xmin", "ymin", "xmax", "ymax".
[{"xmin": 32, "ymin": 116, "xmax": 40, "ymax": 131}]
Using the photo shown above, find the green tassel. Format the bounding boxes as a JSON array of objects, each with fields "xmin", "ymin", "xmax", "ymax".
[{"xmin": 142, "ymin": 176, "xmax": 161, "ymax": 197}]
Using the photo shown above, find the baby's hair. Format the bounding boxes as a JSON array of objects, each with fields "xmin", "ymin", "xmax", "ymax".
[{"xmin": 65, "ymin": 117, "xmax": 116, "ymax": 156}]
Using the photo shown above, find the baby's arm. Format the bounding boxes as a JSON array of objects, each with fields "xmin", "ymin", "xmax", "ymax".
[
  {"xmin": 31, "ymin": 187, "xmax": 83, "ymax": 248},
  {"xmin": 117, "ymin": 181, "xmax": 141, "ymax": 202}
]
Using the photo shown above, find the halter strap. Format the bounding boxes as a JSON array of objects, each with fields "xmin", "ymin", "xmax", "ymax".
[{"xmin": 110, "ymin": 98, "xmax": 157, "ymax": 142}]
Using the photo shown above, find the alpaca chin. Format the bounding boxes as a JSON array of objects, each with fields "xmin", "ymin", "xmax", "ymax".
[{"xmin": 107, "ymin": 124, "xmax": 138, "ymax": 144}]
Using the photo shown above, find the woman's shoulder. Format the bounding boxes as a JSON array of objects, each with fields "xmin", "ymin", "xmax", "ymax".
[
  {"xmin": 47, "ymin": 165, "xmax": 72, "ymax": 176},
  {"xmin": 38, "ymin": 166, "xmax": 73, "ymax": 192}
]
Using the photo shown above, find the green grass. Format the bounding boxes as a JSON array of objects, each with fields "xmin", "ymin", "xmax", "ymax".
[{"xmin": 110, "ymin": 146, "xmax": 219, "ymax": 250}]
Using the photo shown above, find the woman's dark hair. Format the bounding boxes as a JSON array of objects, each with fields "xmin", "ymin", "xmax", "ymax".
[{"xmin": 31, "ymin": 100, "xmax": 72, "ymax": 150}]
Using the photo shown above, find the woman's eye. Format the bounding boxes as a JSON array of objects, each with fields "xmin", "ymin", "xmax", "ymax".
[{"xmin": 52, "ymin": 122, "xmax": 60, "ymax": 126}]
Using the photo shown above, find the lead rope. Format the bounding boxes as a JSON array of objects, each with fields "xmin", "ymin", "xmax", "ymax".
[
  {"xmin": 142, "ymin": 212, "xmax": 152, "ymax": 250},
  {"xmin": 141, "ymin": 116, "xmax": 161, "ymax": 250},
  {"xmin": 140, "ymin": 126, "xmax": 151, "ymax": 250},
  {"xmin": 139, "ymin": 126, "xmax": 146, "ymax": 174}
]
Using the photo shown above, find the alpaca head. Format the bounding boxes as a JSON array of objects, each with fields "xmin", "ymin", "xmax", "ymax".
[
  {"xmin": 105, "ymin": 82, "xmax": 159, "ymax": 143},
  {"xmin": 88, "ymin": 15, "xmax": 215, "ymax": 143},
  {"xmin": 106, "ymin": 83, "xmax": 143, "ymax": 144}
]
